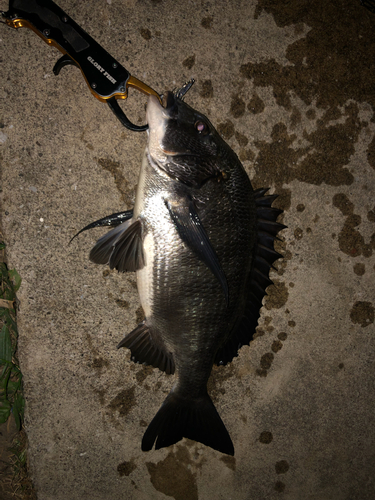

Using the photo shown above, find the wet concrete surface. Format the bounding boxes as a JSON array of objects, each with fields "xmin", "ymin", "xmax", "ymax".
[{"xmin": 1, "ymin": 0, "xmax": 375, "ymax": 498}]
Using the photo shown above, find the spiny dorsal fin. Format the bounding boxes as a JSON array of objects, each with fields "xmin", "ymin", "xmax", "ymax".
[{"xmin": 215, "ymin": 188, "xmax": 285, "ymax": 366}]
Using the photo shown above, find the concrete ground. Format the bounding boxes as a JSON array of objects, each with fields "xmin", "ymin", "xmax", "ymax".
[{"xmin": 1, "ymin": 0, "xmax": 375, "ymax": 499}]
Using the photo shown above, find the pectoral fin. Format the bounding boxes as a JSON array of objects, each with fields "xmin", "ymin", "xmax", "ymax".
[
  {"xmin": 70, "ymin": 210, "xmax": 133, "ymax": 243},
  {"xmin": 164, "ymin": 198, "xmax": 228, "ymax": 304},
  {"xmin": 90, "ymin": 218, "xmax": 145, "ymax": 272}
]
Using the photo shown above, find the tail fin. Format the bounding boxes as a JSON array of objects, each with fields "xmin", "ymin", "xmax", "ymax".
[{"xmin": 141, "ymin": 391, "xmax": 234, "ymax": 455}]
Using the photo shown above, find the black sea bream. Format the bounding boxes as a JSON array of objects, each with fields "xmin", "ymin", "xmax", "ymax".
[{"xmin": 79, "ymin": 82, "xmax": 284, "ymax": 455}]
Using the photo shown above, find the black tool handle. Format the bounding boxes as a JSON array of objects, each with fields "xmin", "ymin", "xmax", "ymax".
[{"xmin": 5, "ymin": 0, "xmax": 130, "ymax": 101}]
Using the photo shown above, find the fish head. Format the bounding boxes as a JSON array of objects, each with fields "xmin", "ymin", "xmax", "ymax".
[{"xmin": 146, "ymin": 91, "xmax": 231, "ymax": 188}]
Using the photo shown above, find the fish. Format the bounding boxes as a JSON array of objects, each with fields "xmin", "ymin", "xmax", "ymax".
[{"xmin": 76, "ymin": 81, "xmax": 285, "ymax": 456}]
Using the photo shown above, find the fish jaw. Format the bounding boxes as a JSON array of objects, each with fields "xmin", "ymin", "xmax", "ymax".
[{"xmin": 146, "ymin": 94, "xmax": 170, "ymax": 165}]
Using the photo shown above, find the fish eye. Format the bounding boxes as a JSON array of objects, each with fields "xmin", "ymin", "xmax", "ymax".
[{"xmin": 195, "ymin": 120, "xmax": 209, "ymax": 135}]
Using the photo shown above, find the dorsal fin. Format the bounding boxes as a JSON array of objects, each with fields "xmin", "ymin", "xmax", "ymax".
[{"xmin": 215, "ymin": 188, "xmax": 285, "ymax": 366}]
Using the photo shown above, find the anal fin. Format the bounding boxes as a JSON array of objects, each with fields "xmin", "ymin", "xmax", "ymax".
[{"xmin": 118, "ymin": 322, "xmax": 175, "ymax": 375}]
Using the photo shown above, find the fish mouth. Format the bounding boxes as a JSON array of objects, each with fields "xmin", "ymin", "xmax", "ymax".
[
  {"xmin": 147, "ymin": 80, "xmax": 194, "ymax": 125},
  {"xmin": 146, "ymin": 92, "xmax": 180, "ymax": 157},
  {"xmin": 162, "ymin": 91, "xmax": 178, "ymax": 111},
  {"xmin": 146, "ymin": 92, "xmax": 174, "ymax": 128}
]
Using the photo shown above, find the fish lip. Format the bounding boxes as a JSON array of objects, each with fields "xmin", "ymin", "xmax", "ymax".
[
  {"xmin": 162, "ymin": 91, "xmax": 177, "ymax": 111},
  {"xmin": 146, "ymin": 94, "xmax": 167, "ymax": 135},
  {"xmin": 146, "ymin": 93, "xmax": 174, "ymax": 127},
  {"xmin": 147, "ymin": 92, "xmax": 180, "ymax": 157}
]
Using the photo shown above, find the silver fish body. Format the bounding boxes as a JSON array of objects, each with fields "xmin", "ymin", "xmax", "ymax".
[{"xmin": 85, "ymin": 88, "xmax": 284, "ymax": 455}]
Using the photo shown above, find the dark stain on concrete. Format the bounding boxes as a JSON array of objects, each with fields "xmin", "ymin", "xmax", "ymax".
[
  {"xmin": 260, "ymin": 352, "xmax": 274, "ymax": 370},
  {"xmin": 108, "ymin": 387, "xmax": 136, "ymax": 416},
  {"xmin": 338, "ymin": 216, "xmax": 366, "ymax": 256},
  {"xmin": 128, "ymin": 277, "xmax": 138, "ymax": 289},
  {"xmin": 254, "ymin": 327, "xmax": 265, "ymax": 339},
  {"xmin": 117, "ymin": 459, "xmax": 137, "ymax": 477},
  {"xmin": 278, "ymin": 332, "xmax": 287, "ymax": 341},
  {"xmin": 333, "ymin": 193, "xmax": 375, "ymax": 257},
  {"xmin": 333, "ymin": 193, "xmax": 354, "ymax": 216},
  {"xmin": 259, "ymin": 431, "xmax": 273, "ymax": 444},
  {"xmin": 235, "ymin": 130, "xmax": 249, "ymax": 147},
  {"xmin": 271, "ymin": 340, "xmax": 283, "ymax": 353},
  {"xmin": 208, "ymin": 363, "xmax": 235, "ymax": 403},
  {"xmin": 92, "ymin": 357, "xmax": 109, "ymax": 369},
  {"xmin": 275, "ymin": 481, "xmax": 286, "ymax": 492},
  {"xmin": 296, "ymin": 204, "xmax": 305, "ymax": 212},
  {"xmin": 265, "ymin": 280, "xmax": 289, "ymax": 310},
  {"xmin": 263, "ymin": 316, "xmax": 275, "ymax": 334},
  {"xmin": 220, "ymin": 455, "xmax": 236, "ymax": 471},
  {"xmin": 275, "ymin": 248, "xmax": 292, "ymax": 276},
  {"xmin": 306, "ymin": 108, "xmax": 316, "ymax": 120},
  {"xmin": 353, "ymin": 263, "xmax": 365, "ymax": 276},
  {"xmin": 294, "ymin": 227, "xmax": 303, "ymax": 240},
  {"xmin": 248, "ymin": 93, "xmax": 265, "ymax": 114},
  {"xmin": 140, "ymin": 28, "xmax": 152, "ymax": 40},
  {"xmin": 350, "ymin": 301, "xmax": 374, "ymax": 328},
  {"xmin": 135, "ymin": 365, "xmax": 154, "ymax": 384},
  {"xmin": 299, "ymin": 103, "xmax": 359, "ymax": 186},
  {"xmin": 135, "ymin": 306, "xmax": 144, "ymax": 324},
  {"xmin": 97, "ymin": 158, "xmax": 134, "ymax": 206},
  {"xmin": 217, "ymin": 120, "xmax": 235, "ymax": 140},
  {"xmin": 182, "ymin": 55, "xmax": 195, "ymax": 69},
  {"xmin": 230, "ymin": 94, "xmax": 246, "ymax": 118},
  {"xmin": 253, "ymin": 123, "xmax": 300, "ymax": 187},
  {"xmin": 252, "ymin": 106, "xmax": 358, "ymax": 197},
  {"xmin": 241, "ymin": 0, "xmax": 374, "ymax": 195},
  {"xmin": 275, "ymin": 460, "xmax": 290, "ymax": 474},
  {"xmin": 115, "ymin": 299, "xmax": 129, "ymax": 308},
  {"xmin": 251, "ymin": 1, "xmax": 375, "ymax": 111},
  {"xmin": 201, "ymin": 16, "xmax": 213, "ymax": 29},
  {"xmin": 146, "ymin": 446, "xmax": 198, "ymax": 500},
  {"xmin": 239, "ymin": 148, "xmax": 256, "ymax": 163},
  {"xmin": 199, "ymin": 79, "xmax": 214, "ymax": 98}
]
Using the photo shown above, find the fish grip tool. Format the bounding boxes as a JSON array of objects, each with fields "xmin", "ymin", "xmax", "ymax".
[{"xmin": 2, "ymin": 0, "xmax": 161, "ymax": 131}]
